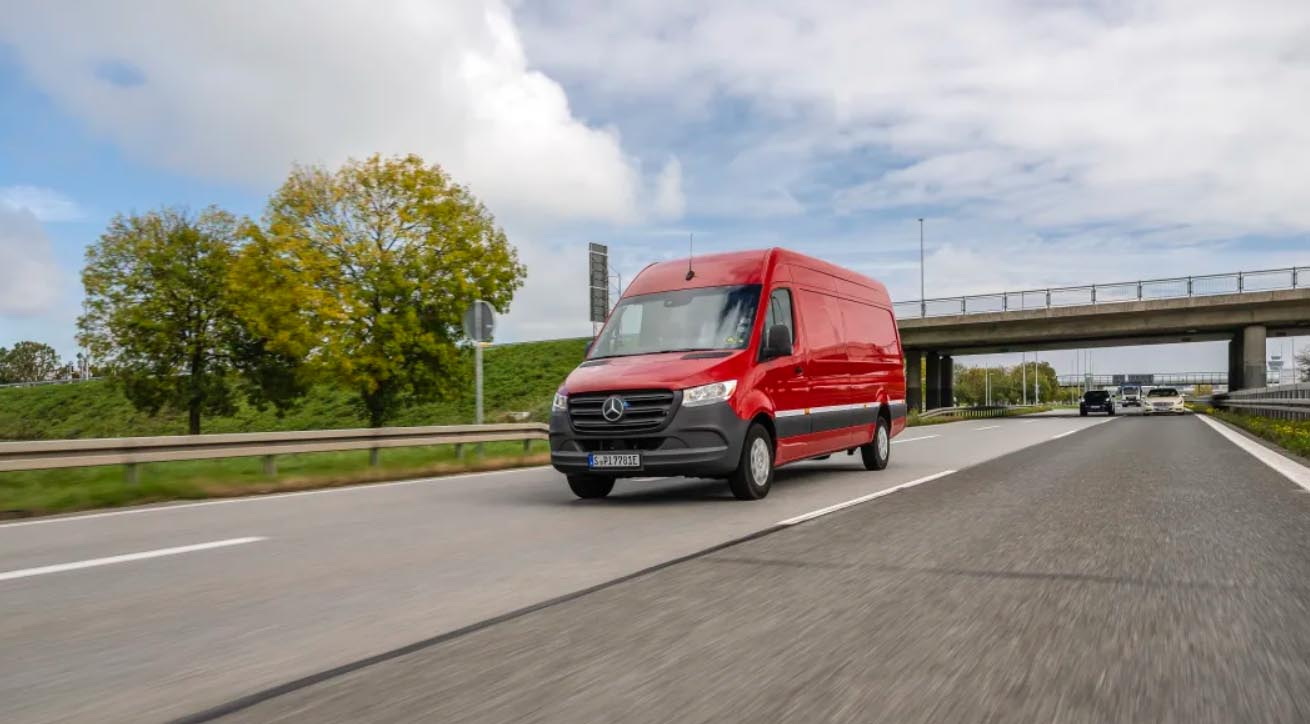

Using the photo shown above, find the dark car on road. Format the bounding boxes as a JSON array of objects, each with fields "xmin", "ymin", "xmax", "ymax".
[{"xmin": 1080, "ymin": 390, "xmax": 1115, "ymax": 416}]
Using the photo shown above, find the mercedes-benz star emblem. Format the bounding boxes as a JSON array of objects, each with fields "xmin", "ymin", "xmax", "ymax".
[{"xmin": 601, "ymin": 395, "xmax": 625, "ymax": 422}]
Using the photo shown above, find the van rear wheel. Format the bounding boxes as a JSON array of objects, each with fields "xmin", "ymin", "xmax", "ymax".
[
  {"xmin": 567, "ymin": 474, "xmax": 615, "ymax": 499},
  {"xmin": 860, "ymin": 417, "xmax": 891, "ymax": 471},
  {"xmin": 728, "ymin": 424, "xmax": 774, "ymax": 500}
]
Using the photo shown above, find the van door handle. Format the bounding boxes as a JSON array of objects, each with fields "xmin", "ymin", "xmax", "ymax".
[{"xmin": 793, "ymin": 365, "xmax": 805, "ymax": 376}]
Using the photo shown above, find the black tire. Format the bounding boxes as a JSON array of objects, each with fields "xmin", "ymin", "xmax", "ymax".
[
  {"xmin": 567, "ymin": 474, "xmax": 615, "ymax": 499},
  {"xmin": 728, "ymin": 423, "xmax": 774, "ymax": 500},
  {"xmin": 860, "ymin": 417, "xmax": 891, "ymax": 471}
]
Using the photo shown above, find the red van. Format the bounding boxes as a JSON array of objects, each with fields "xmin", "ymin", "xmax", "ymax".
[{"xmin": 550, "ymin": 248, "xmax": 907, "ymax": 500}]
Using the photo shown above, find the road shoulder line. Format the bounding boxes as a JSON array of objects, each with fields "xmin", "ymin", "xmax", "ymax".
[{"xmin": 1197, "ymin": 414, "xmax": 1310, "ymax": 492}]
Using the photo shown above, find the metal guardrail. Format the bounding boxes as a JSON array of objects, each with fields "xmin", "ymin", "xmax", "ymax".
[
  {"xmin": 0, "ymin": 422, "xmax": 550, "ymax": 479},
  {"xmin": 916, "ymin": 404, "xmax": 1045, "ymax": 420},
  {"xmin": 1211, "ymin": 383, "xmax": 1310, "ymax": 420},
  {"xmin": 0, "ymin": 377, "xmax": 102, "ymax": 390},
  {"xmin": 894, "ymin": 265, "xmax": 1309, "ymax": 319}
]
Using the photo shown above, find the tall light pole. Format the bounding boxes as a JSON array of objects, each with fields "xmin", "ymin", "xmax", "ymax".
[{"xmin": 918, "ymin": 218, "xmax": 926, "ymax": 317}]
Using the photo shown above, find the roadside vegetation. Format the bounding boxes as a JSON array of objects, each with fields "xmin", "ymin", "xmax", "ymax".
[
  {"xmin": 0, "ymin": 338, "xmax": 586, "ymax": 441},
  {"xmin": 1197, "ymin": 406, "xmax": 1310, "ymax": 458},
  {"xmin": 0, "ymin": 441, "xmax": 548, "ymax": 519}
]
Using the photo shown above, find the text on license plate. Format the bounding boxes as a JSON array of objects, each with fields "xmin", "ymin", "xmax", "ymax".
[{"xmin": 589, "ymin": 453, "xmax": 641, "ymax": 469}]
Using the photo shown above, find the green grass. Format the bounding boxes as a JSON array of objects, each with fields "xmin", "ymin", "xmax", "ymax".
[
  {"xmin": 0, "ymin": 338, "xmax": 586, "ymax": 517},
  {"xmin": 1197, "ymin": 407, "xmax": 1310, "ymax": 458},
  {"xmin": 0, "ymin": 337, "xmax": 589, "ymax": 441},
  {"xmin": 0, "ymin": 440, "xmax": 549, "ymax": 518}
]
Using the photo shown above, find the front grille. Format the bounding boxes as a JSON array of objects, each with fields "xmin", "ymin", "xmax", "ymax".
[{"xmin": 568, "ymin": 390, "xmax": 676, "ymax": 433}]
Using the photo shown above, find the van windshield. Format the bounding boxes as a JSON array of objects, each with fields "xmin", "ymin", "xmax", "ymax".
[{"xmin": 589, "ymin": 284, "xmax": 761, "ymax": 359}]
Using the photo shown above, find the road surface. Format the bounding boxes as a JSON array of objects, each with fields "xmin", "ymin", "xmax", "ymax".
[{"xmin": 4, "ymin": 412, "xmax": 1309, "ymax": 722}]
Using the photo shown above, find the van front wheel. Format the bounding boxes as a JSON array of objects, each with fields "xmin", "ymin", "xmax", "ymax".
[
  {"xmin": 860, "ymin": 418, "xmax": 891, "ymax": 471},
  {"xmin": 728, "ymin": 424, "xmax": 774, "ymax": 500}
]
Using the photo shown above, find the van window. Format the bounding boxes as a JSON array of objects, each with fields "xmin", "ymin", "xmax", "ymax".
[
  {"xmin": 762, "ymin": 288, "xmax": 794, "ymax": 343},
  {"xmin": 589, "ymin": 284, "xmax": 761, "ymax": 358}
]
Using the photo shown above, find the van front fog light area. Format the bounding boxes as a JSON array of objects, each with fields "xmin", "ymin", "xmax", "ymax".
[{"xmin": 682, "ymin": 380, "xmax": 738, "ymax": 407}]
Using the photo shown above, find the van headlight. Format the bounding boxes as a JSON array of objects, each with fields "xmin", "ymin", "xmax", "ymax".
[
  {"xmin": 552, "ymin": 390, "xmax": 568, "ymax": 412},
  {"xmin": 683, "ymin": 380, "xmax": 738, "ymax": 407}
]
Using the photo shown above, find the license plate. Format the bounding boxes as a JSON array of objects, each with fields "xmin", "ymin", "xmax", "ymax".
[{"xmin": 588, "ymin": 453, "xmax": 641, "ymax": 469}]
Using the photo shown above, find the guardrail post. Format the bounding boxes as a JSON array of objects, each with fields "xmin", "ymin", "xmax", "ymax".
[
  {"xmin": 262, "ymin": 455, "xmax": 277, "ymax": 477},
  {"xmin": 1136, "ymin": 281, "xmax": 1142, "ymax": 300},
  {"xmin": 1294, "ymin": 268, "xmax": 1299, "ymax": 288},
  {"xmin": 369, "ymin": 448, "xmax": 380, "ymax": 467},
  {"xmin": 1045, "ymin": 289, "xmax": 1051, "ymax": 307},
  {"xmin": 1091, "ymin": 286, "xmax": 1096, "ymax": 303},
  {"xmin": 1187, "ymin": 276, "xmax": 1193, "ymax": 295},
  {"xmin": 1238, "ymin": 272, "xmax": 1244, "ymax": 292},
  {"xmin": 455, "ymin": 443, "xmax": 464, "ymax": 460},
  {"xmin": 124, "ymin": 463, "xmax": 140, "ymax": 485},
  {"xmin": 961, "ymin": 298, "xmax": 966, "ymax": 314},
  {"xmin": 522, "ymin": 439, "xmax": 532, "ymax": 454}
]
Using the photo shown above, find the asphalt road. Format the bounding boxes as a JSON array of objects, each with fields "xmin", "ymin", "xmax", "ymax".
[{"xmin": 5, "ymin": 411, "xmax": 1307, "ymax": 722}]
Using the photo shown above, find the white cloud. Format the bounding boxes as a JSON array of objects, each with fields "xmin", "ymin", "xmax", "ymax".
[
  {"xmin": 0, "ymin": 206, "xmax": 61, "ymax": 317},
  {"xmin": 651, "ymin": 158, "xmax": 685, "ymax": 219},
  {"xmin": 0, "ymin": 0, "xmax": 648, "ymax": 225},
  {"xmin": 518, "ymin": 0, "xmax": 1310, "ymax": 236},
  {"xmin": 0, "ymin": 186, "xmax": 82, "ymax": 222}
]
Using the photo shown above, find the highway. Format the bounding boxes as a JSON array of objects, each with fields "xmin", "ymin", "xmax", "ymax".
[{"xmin": 3, "ymin": 412, "xmax": 1309, "ymax": 722}]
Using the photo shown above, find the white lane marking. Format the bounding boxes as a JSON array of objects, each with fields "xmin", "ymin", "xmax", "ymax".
[
  {"xmin": 0, "ymin": 466, "xmax": 551, "ymax": 530},
  {"xmin": 974, "ymin": 425, "xmax": 1001, "ymax": 431},
  {"xmin": 1051, "ymin": 429, "xmax": 1078, "ymax": 439},
  {"xmin": 778, "ymin": 470, "xmax": 956, "ymax": 526},
  {"xmin": 0, "ymin": 537, "xmax": 265, "ymax": 582},
  {"xmin": 892, "ymin": 435, "xmax": 939, "ymax": 445},
  {"xmin": 1197, "ymin": 415, "xmax": 1310, "ymax": 491}
]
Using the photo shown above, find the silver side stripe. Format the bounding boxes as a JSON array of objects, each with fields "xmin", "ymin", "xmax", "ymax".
[{"xmin": 776, "ymin": 401, "xmax": 882, "ymax": 417}]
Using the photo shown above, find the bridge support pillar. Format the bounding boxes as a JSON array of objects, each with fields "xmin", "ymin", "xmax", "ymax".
[
  {"xmin": 1243, "ymin": 324, "xmax": 1267, "ymax": 389},
  {"xmin": 941, "ymin": 355, "xmax": 954, "ymax": 407},
  {"xmin": 925, "ymin": 352, "xmax": 942, "ymax": 409},
  {"xmin": 1228, "ymin": 335, "xmax": 1242, "ymax": 391},
  {"xmin": 905, "ymin": 349, "xmax": 923, "ymax": 412}
]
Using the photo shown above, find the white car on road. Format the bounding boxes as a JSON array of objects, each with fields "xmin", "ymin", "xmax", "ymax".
[{"xmin": 1143, "ymin": 387, "xmax": 1186, "ymax": 415}]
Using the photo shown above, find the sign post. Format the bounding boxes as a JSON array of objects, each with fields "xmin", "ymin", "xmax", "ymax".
[
  {"xmin": 589, "ymin": 243, "xmax": 609, "ymax": 330},
  {"xmin": 462, "ymin": 300, "xmax": 496, "ymax": 456}
]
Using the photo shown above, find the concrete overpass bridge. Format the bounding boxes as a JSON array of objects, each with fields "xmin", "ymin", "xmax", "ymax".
[{"xmin": 894, "ymin": 266, "xmax": 1310, "ymax": 410}]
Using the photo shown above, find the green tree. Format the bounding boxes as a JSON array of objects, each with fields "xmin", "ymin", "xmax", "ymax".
[
  {"xmin": 78, "ymin": 207, "xmax": 244, "ymax": 434},
  {"xmin": 0, "ymin": 341, "xmax": 61, "ymax": 383},
  {"xmin": 234, "ymin": 154, "xmax": 527, "ymax": 426}
]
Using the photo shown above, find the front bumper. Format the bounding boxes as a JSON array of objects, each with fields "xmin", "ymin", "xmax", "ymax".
[{"xmin": 550, "ymin": 399, "xmax": 749, "ymax": 478}]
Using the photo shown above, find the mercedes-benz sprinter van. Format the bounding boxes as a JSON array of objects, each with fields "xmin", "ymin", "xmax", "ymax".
[{"xmin": 550, "ymin": 248, "xmax": 907, "ymax": 500}]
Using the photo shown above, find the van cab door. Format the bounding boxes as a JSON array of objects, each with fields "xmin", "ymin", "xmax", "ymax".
[{"xmin": 757, "ymin": 288, "xmax": 810, "ymax": 459}]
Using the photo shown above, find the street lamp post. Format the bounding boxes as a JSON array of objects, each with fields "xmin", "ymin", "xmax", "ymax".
[{"xmin": 918, "ymin": 218, "xmax": 926, "ymax": 317}]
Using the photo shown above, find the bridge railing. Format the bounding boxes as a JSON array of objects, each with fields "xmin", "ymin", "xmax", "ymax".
[
  {"xmin": 1210, "ymin": 383, "xmax": 1310, "ymax": 421},
  {"xmin": 895, "ymin": 266, "xmax": 1308, "ymax": 319}
]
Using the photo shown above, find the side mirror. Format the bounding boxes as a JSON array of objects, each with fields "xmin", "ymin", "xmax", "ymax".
[{"xmin": 763, "ymin": 324, "xmax": 793, "ymax": 359}]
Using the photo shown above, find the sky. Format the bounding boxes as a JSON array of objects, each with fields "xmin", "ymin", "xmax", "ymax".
[{"xmin": 1, "ymin": 0, "xmax": 1307, "ymax": 379}]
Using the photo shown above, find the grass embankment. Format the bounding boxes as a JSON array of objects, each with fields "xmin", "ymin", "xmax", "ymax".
[
  {"xmin": 1197, "ymin": 407, "xmax": 1310, "ymax": 458},
  {"xmin": 0, "ymin": 337, "xmax": 589, "ymax": 440},
  {"xmin": 0, "ymin": 338, "xmax": 586, "ymax": 518},
  {"xmin": 907, "ymin": 404, "xmax": 1060, "ymax": 427}
]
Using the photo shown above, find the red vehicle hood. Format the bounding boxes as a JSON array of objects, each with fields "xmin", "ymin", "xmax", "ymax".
[{"xmin": 561, "ymin": 351, "xmax": 747, "ymax": 394}]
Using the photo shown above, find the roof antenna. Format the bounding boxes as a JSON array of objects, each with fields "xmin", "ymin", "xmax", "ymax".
[{"xmin": 685, "ymin": 232, "xmax": 696, "ymax": 281}]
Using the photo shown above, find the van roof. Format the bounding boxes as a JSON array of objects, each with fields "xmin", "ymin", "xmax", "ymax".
[{"xmin": 623, "ymin": 248, "xmax": 892, "ymax": 307}]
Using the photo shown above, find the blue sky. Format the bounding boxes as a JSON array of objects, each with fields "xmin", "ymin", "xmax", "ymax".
[{"xmin": 1, "ymin": 0, "xmax": 1308, "ymax": 379}]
